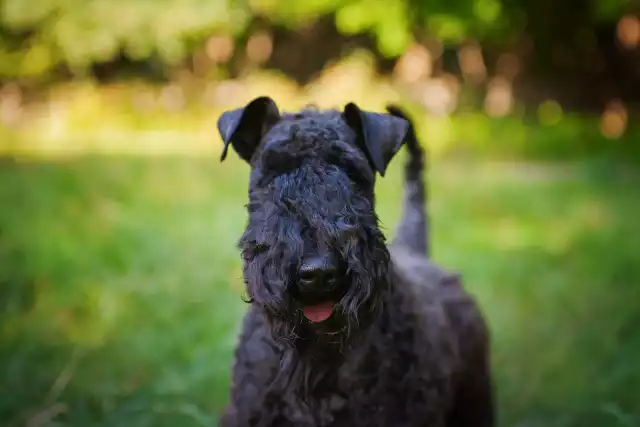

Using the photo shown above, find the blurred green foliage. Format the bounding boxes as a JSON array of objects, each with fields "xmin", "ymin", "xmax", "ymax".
[
  {"xmin": 0, "ymin": 155, "xmax": 638, "ymax": 427},
  {"xmin": 0, "ymin": 0, "xmax": 634, "ymax": 79},
  {"xmin": 0, "ymin": 0, "xmax": 248, "ymax": 78}
]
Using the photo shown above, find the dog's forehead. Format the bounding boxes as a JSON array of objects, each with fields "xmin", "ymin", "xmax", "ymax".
[
  {"xmin": 250, "ymin": 108, "xmax": 375, "ymax": 185},
  {"xmin": 263, "ymin": 109, "xmax": 353, "ymax": 151}
]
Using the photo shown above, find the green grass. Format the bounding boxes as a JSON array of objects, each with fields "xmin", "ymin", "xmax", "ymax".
[{"xmin": 0, "ymin": 153, "xmax": 639, "ymax": 427}]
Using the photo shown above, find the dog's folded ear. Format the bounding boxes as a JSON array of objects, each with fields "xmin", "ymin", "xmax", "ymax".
[
  {"xmin": 218, "ymin": 96, "xmax": 281, "ymax": 163},
  {"xmin": 342, "ymin": 103, "xmax": 410, "ymax": 177}
]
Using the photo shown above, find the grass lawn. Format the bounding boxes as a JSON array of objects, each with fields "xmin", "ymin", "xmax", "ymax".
[{"xmin": 0, "ymin": 153, "xmax": 638, "ymax": 427}]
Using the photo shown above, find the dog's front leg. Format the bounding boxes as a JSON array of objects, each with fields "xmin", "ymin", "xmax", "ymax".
[{"xmin": 219, "ymin": 310, "xmax": 291, "ymax": 427}]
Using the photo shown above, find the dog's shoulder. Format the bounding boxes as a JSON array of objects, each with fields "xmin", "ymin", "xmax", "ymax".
[
  {"xmin": 389, "ymin": 244, "xmax": 489, "ymax": 353},
  {"xmin": 390, "ymin": 244, "xmax": 477, "ymax": 304},
  {"xmin": 389, "ymin": 244, "xmax": 452, "ymax": 290}
]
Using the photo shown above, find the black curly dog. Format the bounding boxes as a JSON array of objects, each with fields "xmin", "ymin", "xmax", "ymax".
[{"xmin": 217, "ymin": 97, "xmax": 494, "ymax": 427}]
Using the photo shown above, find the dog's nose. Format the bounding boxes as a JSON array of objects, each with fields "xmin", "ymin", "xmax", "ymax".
[{"xmin": 298, "ymin": 257, "xmax": 338, "ymax": 290}]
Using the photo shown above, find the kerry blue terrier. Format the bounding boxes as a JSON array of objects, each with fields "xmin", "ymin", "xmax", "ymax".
[{"xmin": 217, "ymin": 97, "xmax": 494, "ymax": 427}]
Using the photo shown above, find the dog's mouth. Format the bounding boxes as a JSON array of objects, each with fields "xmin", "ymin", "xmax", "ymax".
[{"xmin": 302, "ymin": 301, "xmax": 336, "ymax": 323}]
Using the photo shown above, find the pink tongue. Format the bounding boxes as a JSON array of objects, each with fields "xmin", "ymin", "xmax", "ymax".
[{"xmin": 302, "ymin": 301, "xmax": 335, "ymax": 322}]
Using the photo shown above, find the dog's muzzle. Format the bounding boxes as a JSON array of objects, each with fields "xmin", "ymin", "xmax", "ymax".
[{"xmin": 294, "ymin": 255, "xmax": 345, "ymax": 323}]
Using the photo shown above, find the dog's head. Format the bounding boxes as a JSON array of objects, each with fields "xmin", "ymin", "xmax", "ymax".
[{"xmin": 218, "ymin": 96, "xmax": 409, "ymax": 349}]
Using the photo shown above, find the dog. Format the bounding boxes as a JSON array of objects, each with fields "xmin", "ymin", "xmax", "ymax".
[{"xmin": 217, "ymin": 97, "xmax": 494, "ymax": 427}]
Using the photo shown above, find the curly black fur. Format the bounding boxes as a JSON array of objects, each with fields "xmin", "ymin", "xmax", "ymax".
[{"xmin": 217, "ymin": 98, "xmax": 494, "ymax": 427}]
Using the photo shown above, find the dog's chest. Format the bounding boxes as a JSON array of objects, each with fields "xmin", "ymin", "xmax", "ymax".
[{"xmin": 279, "ymin": 351, "xmax": 450, "ymax": 427}]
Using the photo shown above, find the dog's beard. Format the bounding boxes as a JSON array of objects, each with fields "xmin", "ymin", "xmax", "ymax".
[
  {"xmin": 247, "ymin": 258, "xmax": 389, "ymax": 344},
  {"xmin": 241, "ymin": 199, "xmax": 391, "ymax": 347},
  {"xmin": 243, "ymin": 232, "xmax": 390, "ymax": 341},
  {"xmin": 265, "ymin": 282, "xmax": 388, "ymax": 401},
  {"xmin": 243, "ymin": 239, "xmax": 390, "ymax": 399}
]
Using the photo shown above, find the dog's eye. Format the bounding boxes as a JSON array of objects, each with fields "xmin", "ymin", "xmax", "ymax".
[
  {"xmin": 242, "ymin": 243, "xmax": 270, "ymax": 260},
  {"xmin": 344, "ymin": 167, "xmax": 370, "ymax": 189},
  {"xmin": 326, "ymin": 154, "xmax": 372, "ymax": 190},
  {"xmin": 254, "ymin": 243, "xmax": 270, "ymax": 253}
]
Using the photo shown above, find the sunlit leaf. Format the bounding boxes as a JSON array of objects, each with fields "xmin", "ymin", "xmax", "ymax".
[
  {"xmin": 428, "ymin": 14, "xmax": 467, "ymax": 43},
  {"xmin": 473, "ymin": 0, "xmax": 502, "ymax": 24}
]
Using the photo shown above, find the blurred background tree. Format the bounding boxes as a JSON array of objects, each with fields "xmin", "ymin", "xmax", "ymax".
[{"xmin": 0, "ymin": 0, "xmax": 637, "ymax": 109}]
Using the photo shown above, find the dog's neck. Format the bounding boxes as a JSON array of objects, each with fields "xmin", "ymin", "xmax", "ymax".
[{"xmin": 277, "ymin": 331, "xmax": 362, "ymax": 401}]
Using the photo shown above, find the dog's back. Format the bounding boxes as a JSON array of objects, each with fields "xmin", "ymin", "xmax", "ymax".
[{"xmin": 388, "ymin": 105, "xmax": 495, "ymax": 427}]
